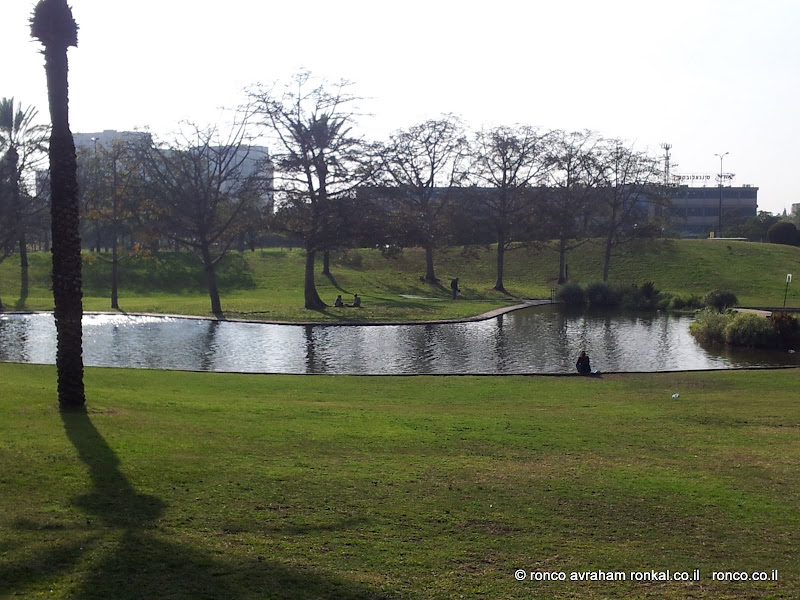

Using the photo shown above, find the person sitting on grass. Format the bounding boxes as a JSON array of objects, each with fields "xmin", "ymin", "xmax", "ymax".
[
  {"xmin": 575, "ymin": 350, "xmax": 591, "ymax": 375},
  {"xmin": 352, "ymin": 294, "xmax": 362, "ymax": 308},
  {"xmin": 334, "ymin": 294, "xmax": 344, "ymax": 307}
]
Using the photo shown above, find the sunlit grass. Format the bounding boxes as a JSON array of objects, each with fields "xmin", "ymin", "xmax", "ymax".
[
  {"xmin": 1, "ymin": 239, "xmax": 799, "ymax": 321},
  {"xmin": 1, "ymin": 363, "xmax": 799, "ymax": 599}
]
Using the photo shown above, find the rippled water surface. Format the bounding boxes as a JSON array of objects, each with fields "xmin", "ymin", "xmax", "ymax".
[{"xmin": 1, "ymin": 307, "xmax": 797, "ymax": 374}]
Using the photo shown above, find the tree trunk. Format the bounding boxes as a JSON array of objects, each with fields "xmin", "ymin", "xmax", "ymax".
[
  {"xmin": 424, "ymin": 245, "xmax": 437, "ymax": 283},
  {"xmin": 557, "ymin": 236, "xmax": 567, "ymax": 284},
  {"xmin": 322, "ymin": 250, "xmax": 330, "ymax": 276},
  {"xmin": 304, "ymin": 248, "xmax": 326, "ymax": 309},
  {"xmin": 111, "ymin": 237, "xmax": 119, "ymax": 309},
  {"xmin": 19, "ymin": 233, "xmax": 29, "ymax": 304},
  {"xmin": 602, "ymin": 232, "xmax": 613, "ymax": 282},
  {"xmin": 494, "ymin": 229, "xmax": 507, "ymax": 293},
  {"xmin": 200, "ymin": 243, "xmax": 222, "ymax": 315},
  {"xmin": 44, "ymin": 43, "xmax": 86, "ymax": 409},
  {"xmin": 110, "ymin": 163, "xmax": 119, "ymax": 310}
]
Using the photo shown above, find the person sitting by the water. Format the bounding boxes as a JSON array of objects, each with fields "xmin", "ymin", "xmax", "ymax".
[
  {"xmin": 575, "ymin": 350, "xmax": 591, "ymax": 375},
  {"xmin": 352, "ymin": 294, "xmax": 362, "ymax": 308},
  {"xmin": 334, "ymin": 294, "xmax": 344, "ymax": 307}
]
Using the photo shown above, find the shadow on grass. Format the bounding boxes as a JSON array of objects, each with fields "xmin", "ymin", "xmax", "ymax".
[
  {"xmin": 2, "ymin": 408, "xmax": 395, "ymax": 600},
  {"xmin": 324, "ymin": 272, "xmax": 350, "ymax": 295},
  {"xmin": 14, "ymin": 266, "xmax": 29, "ymax": 310}
]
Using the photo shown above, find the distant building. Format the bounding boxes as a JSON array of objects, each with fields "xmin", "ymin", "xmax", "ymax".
[
  {"xmin": 73, "ymin": 130, "xmax": 274, "ymax": 212},
  {"xmin": 668, "ymin": 185, "xmax": 758, "ymax": 237},
  {"xmin": 73, "ymin": 130, "xmax": 152, "ymax": 151}
]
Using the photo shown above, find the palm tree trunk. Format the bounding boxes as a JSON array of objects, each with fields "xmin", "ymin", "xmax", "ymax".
[{"xmin": 44, "ymin": 41, "xmax": 86, "ymax": 408}]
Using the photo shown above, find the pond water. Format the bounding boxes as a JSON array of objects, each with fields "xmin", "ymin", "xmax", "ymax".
[{"xmin": 1, "ymin": 306, "xmax": 798, "ymax": 375}]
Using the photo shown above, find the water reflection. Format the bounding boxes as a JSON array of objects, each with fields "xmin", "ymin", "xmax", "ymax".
[{"xmin": 1, "ymin": 307, "xmax": 798, "ymax": 375}]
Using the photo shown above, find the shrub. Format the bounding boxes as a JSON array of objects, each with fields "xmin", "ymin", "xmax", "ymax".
[
  {"xmin": 704, "ymin": 289, "xmax": 738, "ymax": 312},
  {"xmin": 639, "ymin": 281, "xmax": 658, "ymax": 300},
  {"xmin": 556, "ymin": 282, "xmax": 584, "ymax": 306},
  {"xmin": 689, "ymin": 309, "xmax": 732, "ymax": 344},
  {"xmin": 585, "ymin": 281, "xmax": 621, "ymax": 307},
  {"xmin": 767, "ymin": 221, "xmax": 799, "ymax": 246},
  {"xmin": 723, "ymin": 312, "xmax": 776, "ymax": 347},
  {"xmin": 769, "ymin": 311, "xmax": 800, "ymax": 344}
]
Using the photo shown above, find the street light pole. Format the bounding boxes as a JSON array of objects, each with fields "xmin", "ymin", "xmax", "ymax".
[{"xmin": 715, "ymin": 152, "xmax": 728, "ymax": 237}]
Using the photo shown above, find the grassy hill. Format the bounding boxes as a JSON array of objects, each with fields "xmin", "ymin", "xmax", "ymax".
[{"xmin": 1, "ymin": 238, "xmax": 799, "ymax": 321}]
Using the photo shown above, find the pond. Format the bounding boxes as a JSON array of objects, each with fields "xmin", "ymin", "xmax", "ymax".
[{"xmin": 1, "ymin": 306, "xmax": 798, "ymax": 375}]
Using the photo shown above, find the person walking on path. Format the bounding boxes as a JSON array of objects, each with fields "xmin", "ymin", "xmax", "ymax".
[{"xmin": 450, "ymin": 278, "xmax": 460, "ymax": 300}]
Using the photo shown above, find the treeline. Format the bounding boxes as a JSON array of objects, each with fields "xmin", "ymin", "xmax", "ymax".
[{"xmin": 0, "ymin": 72, "xmax": 748, "ymax": 312}]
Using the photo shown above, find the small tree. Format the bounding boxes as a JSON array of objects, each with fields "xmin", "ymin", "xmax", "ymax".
[
  {"xmin": 542, "ymin": 130, "xmax": 604, "ymax": 284},
  {"xmin": 248, "ymin": 72, "xmax": 371, "ymax": 309},
  {"xmin": 595, "ymin": 140, "xmax": 667, "ymax": 281},
  {"xmin": 469, "ymin": 125, "xmax": 551, "ymax": 292},
  {"xmin": 139, "ymin": 120, "xmax": 270, "ymax": 315},
  {"xmin": 378, "ymin": 115, "xmax": 468, "ymax": 283}
]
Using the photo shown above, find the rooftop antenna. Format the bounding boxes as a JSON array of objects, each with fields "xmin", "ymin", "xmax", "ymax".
[{"xmin": 661, "ymin": 143, "xmax": 672, "ymax": 186}]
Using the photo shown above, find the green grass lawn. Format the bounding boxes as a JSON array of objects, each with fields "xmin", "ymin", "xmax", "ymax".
[
  {"xmin": 1, "ymin": 239, "xmax": 799, "ymax": 323},
  {"xmin": 1, "ymin": 363, "xmax": 799, "ymax": 599}
]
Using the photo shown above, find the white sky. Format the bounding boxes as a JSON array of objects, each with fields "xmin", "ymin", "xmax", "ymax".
[{"xmin": 3, "ymin": 0, "xmax": 799, "ymax": 214}]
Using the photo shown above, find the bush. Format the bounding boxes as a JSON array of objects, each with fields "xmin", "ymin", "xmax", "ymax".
[
  {"xmin": 585, "ymin": 281, "xmax": 621, "ymax": 307},
  {"xmin": 639, "ymin": 281, "xmax": 658, "ymax": 300},
  {"xmin": 556, "ymin": 282, "xmax": 584, "ymax": 306},
  {"xmin": 704, "ymin": 289, "xmax": 738, "ymax": 312},
  {"xmin": 723, "ymin": 312, "xmax": 777, "ymax": 347},
  {"xmin": 689, "ymin": 309, "xmax": 731, "ymax": 344},
  {"xmin": 767, "ymin": 221, "xmax": 799, "ymax": 246},
  {"xmin": 769, "ymin": 311, "xmax": 800, "ymax": 344},
  {"xmin": 670, "ymin": 294, "xmax": 704, "ymax": 311}
]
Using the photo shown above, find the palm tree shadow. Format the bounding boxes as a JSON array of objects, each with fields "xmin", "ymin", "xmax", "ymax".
[{"xmin": 3, "ymin": 408, "xmax": 396, "ymax": 599}]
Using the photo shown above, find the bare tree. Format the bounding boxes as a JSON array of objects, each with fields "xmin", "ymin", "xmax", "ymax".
[
  {"xmin": 77, "ymin": 138, "xmax": 152, "ymax": 308},
  {"xmin": 139, "ymin": 120, "xmax": 269, "ymax": 315},
  {"xmin": 595, "ymin": 141, "xmax": 667, "ymax": 281},
  {"xmin": 542, "ymin": 130, "xmax": 604, "ymax": 284},
  {"xmin": 31, "ymin": 0, "xmax": 85, "ymax": 408},
  {"xmin": 248, "ymin": 72, "xmax": 371, "ymax": 310},
  {"xmin": 376, "ymin": 116, "xmax": 468, "ymax": 284},
  {"xmin": 469, "ymin": 125, "xmax": 551, "ymax": 292}
]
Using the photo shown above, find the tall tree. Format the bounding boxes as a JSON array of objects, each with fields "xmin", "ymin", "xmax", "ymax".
[
  {"xmin": 77, "ymin": 138, "xmax": 150, "ymax": 309},
  {"xmin": 542, "ymin": 130, "xmax": 604, "ymax": 284},
  {"xmin": 595, "ymin": 140, "xmax": 666, "ymax": 281},
  {"xmin": 378, "ymin": 115, "xmax": 468, "ymax": 283},
  {"xmin": 469, "ymin": 125, "xmax": 551, "ymax": 292},
  {"xmin": 248, "ymin": 72, "xmax": 371, "ymax": 309},
  {"xmin": 138, "ymin": 121, "xmax": 269, "ymax": 315},
  {"xmin": 31, "ymin": 0, "xmax": 86, "ymax": 408},
  {"xmin": 0, "ymin": 98, "xmax": 49, "ymax": 303}
]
